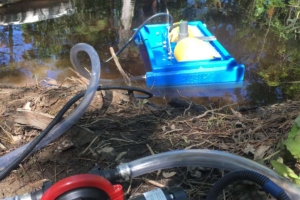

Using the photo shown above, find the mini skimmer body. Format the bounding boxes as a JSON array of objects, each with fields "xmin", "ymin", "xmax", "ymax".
[{"xmin": 135, "ymin": 21, "xmax": 245, "ymax": 87}]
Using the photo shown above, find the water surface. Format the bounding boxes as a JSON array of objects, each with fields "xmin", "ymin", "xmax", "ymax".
[{"xmin": 0, "ymin": 0, "xmax": 297, "ymax": 106}]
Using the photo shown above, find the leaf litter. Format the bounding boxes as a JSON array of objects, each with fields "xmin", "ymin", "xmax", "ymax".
[{"xmin": 0, "ymin": 83, "xmax": 299, "ymax": 199}]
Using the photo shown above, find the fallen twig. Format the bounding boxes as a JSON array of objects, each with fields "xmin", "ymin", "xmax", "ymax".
[
  {"xmin": 190, "ymin": 103, "xmax": 237, "ymax": 121},
  {"xmin": 146, "ymin": 144, "xmax": 161, "ymax": 178},
  {"xmin": 263, "ymin": 150, "xmax": 281, "ymax": 161},
  {"xmin": 68, "ymin": 67, "xmax": 89, "ymax": 86},
  {"xmin": 146, "ymin": 144, "xmax": 155, "ymax": 155},
  {"xmin": 0, "ymin": 124, "xmax": 15, "ymax": 143},
  {"xmin": 81, "ymin": 136, "xmax": 99, "ymax": 155},
  {"xmin": 125, "ymin": 179, "xmax": 132, "ymax": 195},
  {"xmin": 163, "ymin": 129, "xmax": 183, "ymax": 135},
  {"xmin": 183, "ymin": 101, "xmax": 192, "ymax": 116},
  {"xmin": 75, "ymin": 124, "xmax": 94, "ymax": 134},
  {"xmin": 143, "ymin": 178, "xmax": 165, "ymax": 188},
  {"xmin": 8, "ymin": 109, "xmax": 54, "ymax": 131},
  {"xmin": 185, "ymin": 141, "xmax": 206, "ymax": 149},
  {"xmin": 109, "ymin": 47, "xmax": 131, "ymax": 86}
]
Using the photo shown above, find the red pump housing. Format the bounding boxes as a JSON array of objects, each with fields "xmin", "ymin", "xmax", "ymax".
[{"xmin": 41, "ymin": 174, "xmax": 124, "ymax": 200}]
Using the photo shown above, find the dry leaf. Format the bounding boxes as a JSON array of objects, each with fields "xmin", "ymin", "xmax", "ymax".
[
  {"xmin": 22, "ymin": 102, "xmax": 31, "ymax": 111},
  {"xmin": 12, "ymin": 135, "xmax": 22, "ymax": 143},
  {"xmin": 55, "ymin": 140, "xmax": 74, "ymax": 153},
  {"xmin": 162, "ymin": 171, "xmax": 176, "ymax": 178},
  {"xmin": 166, "ymin": 111, "xmax": 172, "ymax": 116},
  {"xmin": 115, "ymin": 151, "xmax": 127, "ymax": 161},
  {"xmin": 254, "ymin": 145, "xmax": 270, "ymax": 160},
  {"xmin": 230, "ymin": 107, "xmax": 243, "ymax": 118},
  {"xmin": 243, "ymin": 144, "xmax": 255, "ymax": 154},
  {"xmin": 170, "ymin": 124, "xmax": 175, "ymax": 130},
  {"xmin": 161, "ymin": 126, "xmax": 166, "ymax": 132},
  {"xmin": 29, "ymin": 179, "xmax": 50, "ymax": 188},
  {"xmin": 43, "ymin": 78, "xmax": 58, "ymax": 86},
  {"xmin": 188, "ymin": 167, "xmax": 203, "ymax": 178},
  {"xmin": 0, "ymin": 142, "xmax": 7, "ymax": 150}
]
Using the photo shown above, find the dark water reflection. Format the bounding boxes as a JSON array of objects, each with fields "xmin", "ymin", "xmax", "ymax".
[{"xmin": 0, "ymin": 0, "xmax": 294, "ymax": 106}]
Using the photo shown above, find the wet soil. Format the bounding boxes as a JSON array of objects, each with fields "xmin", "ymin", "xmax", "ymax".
[{"xmin": 0, "ymin": 80, "xmax": 299, "ymax": 199}]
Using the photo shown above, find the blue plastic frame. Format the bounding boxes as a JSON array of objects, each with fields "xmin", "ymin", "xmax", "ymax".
[{"xmin": 135, "ymin": 21, "xmax": 245, "ymax": 87}]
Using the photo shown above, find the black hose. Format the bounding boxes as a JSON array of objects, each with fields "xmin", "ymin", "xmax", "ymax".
[
  {"xmin": 205, "ymin": 170, "xmax": 291, "ymax": 200},
  {"xmin": 105, "ymin": 12, "xmax": 173, "ymax": 62},
  {"xmin": 0, "ymin": 85, "xmax": 152, "ymax": 181}
]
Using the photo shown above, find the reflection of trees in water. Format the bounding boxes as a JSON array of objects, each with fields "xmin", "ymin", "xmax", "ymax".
[
  {"xmin": 245, "ymin": 82, "xmax": 283, "ymax": 105},
  {"xmin": 8, "ymin": 25, "xmax": 12, "ymax": 63},
  {"xmin": 0, "ymin": 0, "xmax": 75, "ymax": 25},
  {"xmin": 237, "ymin": 0, "xmax": 300, "ymax": 99},
  {"xmin": 0, "ymin": 0, "xmax": 118, "ymax": 84},
  {"xmin": 18, "ymin": 0, "xmax": 116, "ymax": 61},
  {"xmin": 118, "ymin": 0, "xmax": 135, "ymax": 58}
]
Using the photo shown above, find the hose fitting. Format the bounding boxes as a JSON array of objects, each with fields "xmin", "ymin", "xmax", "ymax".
[{"xmin": 116, "ymin": 163, "xmax": 131, "ymax": 182}]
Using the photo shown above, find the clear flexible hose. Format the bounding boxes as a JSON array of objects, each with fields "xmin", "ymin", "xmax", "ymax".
[
  {"xmin": 0, "ymin": 43, "xmax": 100, "ymax": 170},
  {"xmin": 118, "ymin": 149, "xmax": 300, "ymax": 199}
]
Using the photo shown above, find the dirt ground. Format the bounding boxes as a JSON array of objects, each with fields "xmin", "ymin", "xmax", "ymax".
[{"xmin": 0, "ymin": 79, "xmax": 299, "ymax": 199}]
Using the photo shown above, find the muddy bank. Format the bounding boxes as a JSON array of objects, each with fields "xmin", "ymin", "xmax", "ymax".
[{"xmin": 0, "ymin": 80, "xmax": 299, "ymax": 199}]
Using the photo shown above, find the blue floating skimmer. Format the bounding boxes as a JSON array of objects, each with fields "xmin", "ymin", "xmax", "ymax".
[{"xmin": 135, "ymin": 21, "xmax": 245, "ymax": 87}]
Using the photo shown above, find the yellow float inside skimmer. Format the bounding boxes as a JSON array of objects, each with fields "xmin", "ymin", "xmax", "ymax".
[{"xmin": 174, "ymin": 37, "xmax": 214, "ymax": 62}]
